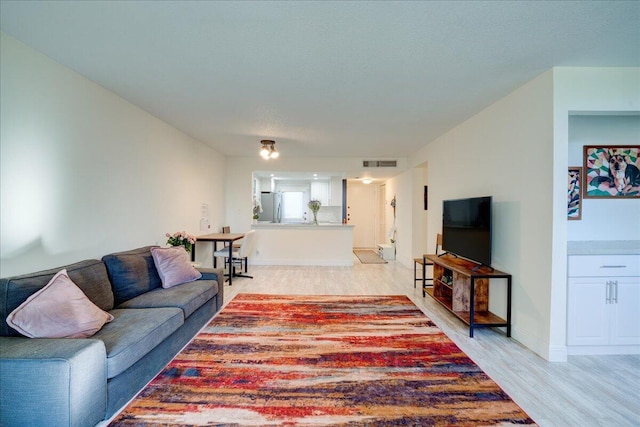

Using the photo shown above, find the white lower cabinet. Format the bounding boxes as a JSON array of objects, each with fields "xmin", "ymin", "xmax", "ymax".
[
  {"xmin": 567, "ymin": 254, "xmax": 640, "ymax": 354},
  {"xmin": 567, "ymin": 278, "xmax": 609, "ymax": 346},
  {"xmin": 611, "ymin": 280, "xmax": 640, "ymax": 345}
]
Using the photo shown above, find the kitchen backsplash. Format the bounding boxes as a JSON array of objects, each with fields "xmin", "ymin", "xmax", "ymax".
[{"xmin": 316, "ymin": 206, "xmax": 342, "ymax": 223}]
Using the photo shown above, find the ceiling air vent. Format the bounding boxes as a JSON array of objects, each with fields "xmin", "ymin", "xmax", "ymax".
[{"xmin": 363, "ymin": 160, "xmax": 397, "ymax": 168}]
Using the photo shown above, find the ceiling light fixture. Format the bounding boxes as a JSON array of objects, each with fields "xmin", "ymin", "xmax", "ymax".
[
  {"xmin": 259, "ymin": 140, "xmax": 279, "ymax": 159},
  {"xmin": 362, "ymin": 178, "xmax": 373, "ymax": 184}
]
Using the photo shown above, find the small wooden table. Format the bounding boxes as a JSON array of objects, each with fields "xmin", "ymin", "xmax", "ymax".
[{"xmin": 192, "ymin": 233, "xmax": 245, "ymax": 286}]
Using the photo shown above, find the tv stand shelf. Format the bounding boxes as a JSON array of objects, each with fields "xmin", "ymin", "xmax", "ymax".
[{"xmin": 424, "ymin": 254, "xmax": 512, "ymax": 337}]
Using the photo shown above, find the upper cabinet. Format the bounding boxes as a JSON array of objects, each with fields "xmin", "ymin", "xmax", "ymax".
[
  {"xmin": 260, "ymin": 177, "xmax": 274, "ymax": 193},
  {"xmin": 310, "ymin": 178, "xmax": 343, "ymax": 207},
  {"xmin": 310, "ymin": 181, "xmax": 330, "ymax": 206}
]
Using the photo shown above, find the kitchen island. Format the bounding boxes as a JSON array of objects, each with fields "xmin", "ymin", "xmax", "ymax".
[{"xmin": 250, "ymin": 223, "xmax": 354, "ymax": 266}]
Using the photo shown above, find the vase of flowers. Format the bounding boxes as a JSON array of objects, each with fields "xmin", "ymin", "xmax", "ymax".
[
  {"xmin": 165, "ymin": 231, "xmax": 197, "ymax": 253},
  {"xmin": 308, "ymin": 199, "xmax": 321, "ymax": 225},
  {"xmin": 252, "ymin": 195, "xmax": 262, "ymax": 223}
]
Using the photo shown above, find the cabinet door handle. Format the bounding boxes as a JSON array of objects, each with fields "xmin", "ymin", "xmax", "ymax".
[
  {"xmin": 605, "ymin": 281, "xmax": 612, "ymax": 304},
  {"xmin": 600, "ymin": 265, "xmax": 626, "ymax": 269},
  {"xmin": 612, "ymin": 280, "xmax": 618, "ymax": 304}
]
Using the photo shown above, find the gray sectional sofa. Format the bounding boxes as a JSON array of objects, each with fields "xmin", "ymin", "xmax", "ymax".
[{"xmin": 0, "ymin": 246, "xmax": 224, "ymax": 427}]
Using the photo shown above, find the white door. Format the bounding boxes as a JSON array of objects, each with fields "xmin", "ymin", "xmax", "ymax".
[{"xmin": 348, "ymin": 182, "xmax": 377, "ymax": 248}]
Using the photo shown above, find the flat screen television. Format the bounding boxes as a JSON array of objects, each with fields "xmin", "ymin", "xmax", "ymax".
[{"xmin": 442, "ymin": 196, "xmax": 492, "ymax": 267}]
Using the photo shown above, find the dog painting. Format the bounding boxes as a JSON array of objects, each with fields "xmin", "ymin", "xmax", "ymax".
[{"xmin": 584, "ymin": 146, "xmax": 640, "ymax": 198}]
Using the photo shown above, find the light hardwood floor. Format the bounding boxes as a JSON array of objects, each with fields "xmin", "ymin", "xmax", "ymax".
[{"xmin": 222, "ymin": 256, "xmax": 640, "ymax": 427}]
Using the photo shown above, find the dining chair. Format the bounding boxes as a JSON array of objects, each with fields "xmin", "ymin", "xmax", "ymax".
[
  {"xmin": 222, "ymin": 225, "xmax": 242, "ymax": 249},
  {"xmin": 213, "ymin": 229, "xmax": 257, "ymax": 280}
]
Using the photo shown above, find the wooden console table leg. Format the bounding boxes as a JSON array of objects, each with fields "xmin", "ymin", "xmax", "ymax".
[
  {"xmin": 469, "ymin": 278, "xmax": 475, "ymax": 338},
  {"xmin": 507, "ymin": 276, "xmax": 512, "ymax": 337},
  {"xmin": 213, "ymin": 242, "xmax": 218, "ymax": 268},
  {"xmin": 422, "ymin": 259, "xmax": 427, "ymax": 297}
]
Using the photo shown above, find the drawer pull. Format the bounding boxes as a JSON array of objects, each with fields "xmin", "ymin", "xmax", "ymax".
[{"xmin": 599, "ymin": 265, "xmax": 626, "ymax": 269}]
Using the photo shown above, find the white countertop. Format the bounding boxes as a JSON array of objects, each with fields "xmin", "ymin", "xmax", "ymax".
[
  {"xmin": 252, "ymin": 222, "xmax": 353, "ymax": 229},
  {"xmin": 567, "ymin": 240, "xmax": 640, "ymax": 255}
]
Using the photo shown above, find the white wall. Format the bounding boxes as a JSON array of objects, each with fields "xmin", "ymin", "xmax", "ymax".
[
  {"xmin": 567, "ymin": 115, "xmax": 640, "ymax": 240},
  {"xmin": 383, "ymin": 165, "xmax": 429, "ymax": 267},
  {"xmin": 411, "ymin": 166, "xmax": 429, "ymax": 258},
  {"xmin": 405, "ymin": 67, "xmax": 640, "ymax": 362},
  {"xmin": 549, "ymin": 67, "xmax": 640, "ymax": 361},
  {"xmin": 386, "ymin": 165, "xmax": 430, "ymax": 279},
  {"xmin": 410, "ymin": 70, "xmax": 555, "ymax": 360},
  {"xmin": 0, "ymin": 34, "xmax": 226, "ymax": 276}
]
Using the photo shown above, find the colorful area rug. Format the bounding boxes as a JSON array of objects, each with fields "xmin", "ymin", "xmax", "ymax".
[
  {"xmin": 110, "ymin": 294, "xmax": 537, "ymax": 426},
  {"xmin": 353, "ymin": 249, "xmax": 387, "ymax": 264}
]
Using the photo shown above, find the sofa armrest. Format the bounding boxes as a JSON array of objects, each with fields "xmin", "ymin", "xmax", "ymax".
[
  {"xmin": 197, "ymin": 267, "xmax": 224, "ymax": 283},
  {"xmin": 0, "ymin": 336, "xmax": 107, "ymax": 427},
  {"xmin": 197, "ymin": 267, "xmax": 225, "ymax": 311}
]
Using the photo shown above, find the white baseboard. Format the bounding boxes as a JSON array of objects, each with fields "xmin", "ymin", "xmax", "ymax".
[
  {"xmin": 510, "ymin": 324, "xmax": 568, "ymax": 362},
  {"xmin": 567, "ymin": 345, "xmax": 640, "ymax": 356},
  {"xmin": 547, "ymin": 345, "xmax": 568, "ymax": 362}
]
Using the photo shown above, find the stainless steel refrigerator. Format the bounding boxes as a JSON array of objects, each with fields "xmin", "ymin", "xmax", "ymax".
[{"xmin": 259, "ymin": 192, "xmax": 282, "ymax": 223}]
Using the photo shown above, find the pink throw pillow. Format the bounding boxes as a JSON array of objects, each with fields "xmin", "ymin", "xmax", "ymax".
[
  {"xmin": 150, "ymin": 246, "xmax": 202, "ymax": 289},
  {"xmin": 6, "ymin": 269, "xmax": 114, "ymax": 338}
]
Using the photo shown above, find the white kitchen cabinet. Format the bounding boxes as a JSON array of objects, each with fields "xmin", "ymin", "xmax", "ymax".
[
  {"xmin": 611, "ymin": 280, "xmax": 640, "ymax": 345},
  {"xmin": 310, "ymin": 181, "xmax": 330, "ymax": 206},
  {"xmin": 567, "ymin": 254, "xmax": 640, "ymax": 354},
  {"xmin": 310, "ymin": 178, "xmax": 342, "ymax": 207}
]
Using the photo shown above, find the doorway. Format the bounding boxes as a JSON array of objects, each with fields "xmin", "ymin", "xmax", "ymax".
[{"xmin": 347, "ymin": 181, "xmax": 377, "ymax": 248}]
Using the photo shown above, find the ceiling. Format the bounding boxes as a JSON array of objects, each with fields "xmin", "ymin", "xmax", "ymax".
[{"xmin": 1, "ymin": 1, "xmax": 639, "ymax": 161}]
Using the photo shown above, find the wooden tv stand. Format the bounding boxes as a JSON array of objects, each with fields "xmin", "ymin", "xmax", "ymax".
[{"xmin": 424, "ymin": 254, "xmax": 511, "ymax": 338}]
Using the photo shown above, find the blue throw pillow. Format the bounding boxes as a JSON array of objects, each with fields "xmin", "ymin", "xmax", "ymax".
[{"xmin": 102, "ymin": 247, "xmax": 162, "ymax": 305}]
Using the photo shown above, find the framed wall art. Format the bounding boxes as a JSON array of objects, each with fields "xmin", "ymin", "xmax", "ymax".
[
  {"xmin": 568, "ymin": 166, "xmax": 582, "ymax": 220},
  {"xmin": 583, "ymin": 145, "xmax": 640, "ymax": 198}
]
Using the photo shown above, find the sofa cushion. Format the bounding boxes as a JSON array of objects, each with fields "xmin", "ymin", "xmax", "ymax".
[
  {"xmin": 6, "ymin": 269, "xmax": 114, "ymax": 338},
  {"xmin": 102, "ymin": 246, "xmax": 162, "ymax": 305},
  {"xmin": 117, "ymin": 280, "xmax": 218, "ymax": 319},
  {"xmin": 0, "ymin": 260, "xmax": 114, "ymax": 337},
  {"xmin": 150, "ymin": 246, "xmax": 202, "ymax": 288},
  {"xmin": 94, "ymin": 308, "xmax": 183, "ymax": 379}
]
